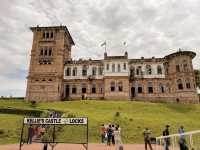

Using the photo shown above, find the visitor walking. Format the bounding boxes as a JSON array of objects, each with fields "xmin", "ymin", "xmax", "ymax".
[
  {"xmin": 163, "ymin": 125, "xmax": 170, "ymax": 150},
  {"xmin": 143, "ymin": 128, "xmax": 153, "ymax": 150},
  {"xmin": 112, "ymin": 124, "xmax": 115, "ymax": 145},
  {"xmin": 100, "ymin": 124, "xmax": 106, "ymax": 144},
  {"xmin": 114, "ymin": 126, "xmax": 123, "ymax": 150},
  {"xmin": 107, "ymin": 125, "xmax": 113, "ymax": 146},
  {"xmin": 178, "ymin": 126, "xmax": 188, "ymax": 150},
  {"xmin": 27, "ymin": 125, "xmax": 34, "ymax": 144}
]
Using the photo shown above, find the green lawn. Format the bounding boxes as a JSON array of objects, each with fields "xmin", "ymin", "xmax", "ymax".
[{"xmin": 0, "ymin": 100, "xmax": 200, "ymax": 144}]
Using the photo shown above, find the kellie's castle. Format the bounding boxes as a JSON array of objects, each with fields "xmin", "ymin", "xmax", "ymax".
[{"xmin": 25, "ymin": 26, "xmax": 199, "ymax": 103}]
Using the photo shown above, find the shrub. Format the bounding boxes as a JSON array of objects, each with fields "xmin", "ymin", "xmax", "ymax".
[{"xmin": 115, "ymin": 112, "xmax": 120, "ymax": 117}]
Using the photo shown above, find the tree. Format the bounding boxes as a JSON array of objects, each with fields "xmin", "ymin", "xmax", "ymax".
[{"xmin": 194, "ymin": 69, "xmax": 200, "ymax": 89}]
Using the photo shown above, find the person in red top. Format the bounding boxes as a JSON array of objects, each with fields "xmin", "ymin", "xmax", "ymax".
[{"xmin": 100, "ymin": 124, "xmax": 106, "ymax": 143}]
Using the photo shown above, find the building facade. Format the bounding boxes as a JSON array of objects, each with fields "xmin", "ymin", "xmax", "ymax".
[{"xmin": 25, "ymin": 26, "xmax": 199, "ymax": 103}]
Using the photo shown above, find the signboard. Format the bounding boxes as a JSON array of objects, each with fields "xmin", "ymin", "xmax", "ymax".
[{"xmin": 24, "ymin": 117, "xmax": 88, "ymax": 125}]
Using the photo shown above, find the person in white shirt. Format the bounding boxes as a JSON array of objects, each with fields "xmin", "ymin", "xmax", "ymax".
[{"xmin": 114, "ymin": 126, "xmax": 122, "ymax": 150}]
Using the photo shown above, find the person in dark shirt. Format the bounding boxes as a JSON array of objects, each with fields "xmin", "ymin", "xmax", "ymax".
[
  {"xmin": 107, "ymin": 125, "xmax": 113, "ymax": 146},
  {"xmin": 27, "ymin": 125, "xmax": 34, "ymax": 144},
  {"xmin": 163, "ymin": 125, "xmax": 170, "ymax": 150}
]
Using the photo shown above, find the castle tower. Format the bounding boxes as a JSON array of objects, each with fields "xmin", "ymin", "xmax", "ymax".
[
  {"xmin": 164, "ymin": 51, "xmax": 199, "ymax": 103},
  {"xmin": 25, "ymin": 26, "xmax": 75, "ymax": 102}
]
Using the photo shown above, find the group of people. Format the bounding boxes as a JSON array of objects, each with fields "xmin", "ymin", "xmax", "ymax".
[
  {"xmin": 143, "ymin": 125, "xmax": 188, "ymax": 150},
  {"xmin": 100, "ymin": 124, "xmax": 123, "ymax": 150}
]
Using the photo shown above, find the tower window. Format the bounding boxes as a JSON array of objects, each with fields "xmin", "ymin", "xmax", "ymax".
[
  {"xmin": 40, "ymin": 49, "xmax": 43, "ymax": 56},
  {"xmin": 49, "ymin": 49, "xmax": 52, "ymax": 56},
  {"xmin": 176, "ymin": 65, "xmax": 180, "ymax": 72},
  {"xmin": 186, "ymin": 79, "xmax": 191, "ymax": 89},
  {"xmin": 43, "ymin": 32, "xmax": 45, "ymax": 39},
  {"xmin": 44, "ymin": 49, "xmax": 48, "ymax": 56},
  {"xmin": 46, "ymin": 32, "xmax": 49, "ymax": 38},
  {"xmin": 50, "ymin": 32, "xmax": 53, "ymax": 38},
  {"xmin": 177, "ymin": 79, "xmax": 183, "ymax": 90}
]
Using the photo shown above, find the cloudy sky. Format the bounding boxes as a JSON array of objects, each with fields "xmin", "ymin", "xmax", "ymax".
[{"xmin": 0, "ymin": 0, "xmax": 199, "ymax": 97}]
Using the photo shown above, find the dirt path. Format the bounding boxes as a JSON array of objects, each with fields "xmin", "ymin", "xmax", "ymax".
[{"xmin": 0, "ymin": 143, "xmax": 165, "ymax": 150}]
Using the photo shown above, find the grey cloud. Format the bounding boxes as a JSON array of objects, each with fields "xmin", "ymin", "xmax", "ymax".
[{"xmin": 0, "ymin": 0, "xmax": 199, "ymax": 97}]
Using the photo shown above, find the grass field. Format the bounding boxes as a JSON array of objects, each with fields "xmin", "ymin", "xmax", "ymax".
[{"xmin": 0, "ymin": 100, "xmax": 200, "ymax": 144}]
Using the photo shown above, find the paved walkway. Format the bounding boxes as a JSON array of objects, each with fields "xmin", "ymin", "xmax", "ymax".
[{"xmin": 0, "ymin": 143, "xmax": 167, "ymax": 150}]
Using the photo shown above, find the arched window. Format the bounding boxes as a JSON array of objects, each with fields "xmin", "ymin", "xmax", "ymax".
[
  {"xmin": 40, "ymin": 48, "xmax": 44, "ymax": 56},
  {"xmin": 130, "ymin": 66, "xmax": 135, "ymax": 76},
  {"xmin": 159, "ymin": 83, "xmax": 165, "ymax": 93},
  {"xmin": 49, "ymin": 48, "xmax": 52, "ymax": 56},
  {"xmin": 183, "ymin": 60, "xmax": 188, "ymax": 72},
  {"xmin": 72, "ymin": 85, "xmax": 77, "ymax": 94},
  {"xmin": 118, "ymin": 64, "xmax": 121, "ymax": 72},
  {"xmin": 138, "ymin": 84, "xmax": 143, "ymax": 93},
  {"xmin": 166, "ymin": 83, "xmax": 170, "ymax": 93},
  {"xmin": 177, "ymin": 79, "xmax": 183, "ymax": 90},
  {"xmin": 82, "ymin": 65, "xmax": 87, "ymax": 76},
  {"xmin": 123, "ymin": 63, "xmax": 127, "ymax": 70},
  {"xmin": 65, "ymin": 67, "xmax": 71, "ymax": 76},
  {"xmin": 112, "ymin": 64, "xmax": 115, "ymax": 72},
  {"xmin": 118, "ymin": 82, "xmax": 123, "ymax": 92},
  {"xmin": 176, "ymin": 65, "xmax": 180, "ymax": 72},
  {"xmin": 148, "ymin": 82, "xmax": 153, "ymax": 93},
  {"xmin": 50, "ymin": 32, "xmax": 53, "ymax": 38},
  {"xmin": 136, "ymin": 66, "xmax": 142, "ymax": 75},
  {"xmin": 92, "ymin": 67, "xmax": 97, "ymax": 76},
  {"xmin": 99, "ymin": 67, "xmax": 103, "ymax": 75},
  {"xmin": 146, "ymin": 65, "xmax": 152, "ymax": 75},
  {"xmin": 91, "ymin": 84, "xmax": 96, "ymax": 93},
  {"xmin": 185, "ymin": 79, "xmax": 191, "ymax": 89},
  {"xmin": 72, "ymin": 67, "xmax": 77, "ymax": 76},
  {"xmin": 157, "ymin": 65, "xmax": 162, "ymax": 74},
  {"xmin": 44, "ymin": 48, "xmax": 48, "ymax": 56},
  {"xmin": 110, "ymin": 81, "xmax": 115, "ymax": 92}
]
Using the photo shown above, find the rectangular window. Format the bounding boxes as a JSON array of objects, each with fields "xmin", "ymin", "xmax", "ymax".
[
  {"xmin": 138, "ymin": 87, "xmax": 143, "ymax": 93},
  {"xmin": 72, "ymin": 87, "xmax": 77, "ymax": 94},
  {"xmin": 112, "ymin": 64, "xmax": 115, "ymax": 72},
  {"xmin": 82, "ymin": 88, "xmax": 87, "ymax": 93},
  {"xmin": 92, "ymin": 87, "xmax": 96, "ymax": 93},
  {"xmin": 148, "ymin": 87, "xmax": 153, "ymax": 93},
  {"xmin": 176, "ymin": 65, "xmax": 180, "ymax": 72},
  {"xmin": 111, "ymin": 87, "xmax": 115, "ymax": 92},
  {"xmin": 106, "ymin": 64, "xmax": 109, "ymax": 70}
]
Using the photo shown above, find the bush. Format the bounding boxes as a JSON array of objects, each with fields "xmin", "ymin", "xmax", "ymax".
[{"xmin": 115, "ymin": 112, "xmax": 120, "ymax": 117}]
